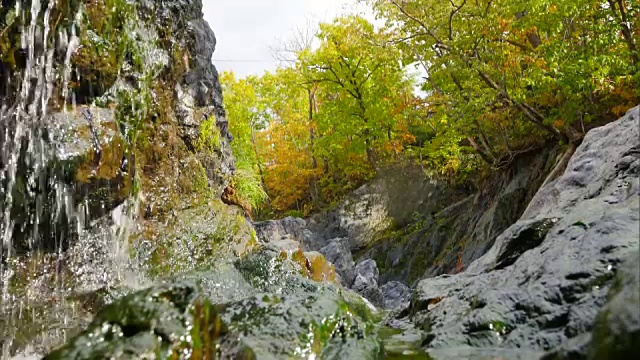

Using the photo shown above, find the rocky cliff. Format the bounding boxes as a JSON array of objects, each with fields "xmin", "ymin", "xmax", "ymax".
[
  {"xmin": 254, "ymin": 144, "xmax": 563, "ymax": 302},
  {"xmin": 1, "ymin": 0, "xmax": 240, "ymax": 258}
]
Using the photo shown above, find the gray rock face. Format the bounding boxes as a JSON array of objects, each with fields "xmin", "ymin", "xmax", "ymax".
[
  {"xmin": 307, "ymin": 166, "xmax": 453, "ymax": 252},
  {"xmin": 353, "ymin": 259, "xmax": 384, "ymax": 306},
  {"xmin": 405, "ymin": 106, "xmax": 640, "ymax": 358},
  {"xmin": 143, "ymin": 0, "xmax": 235, "ymax": 195},
  {"xmin": 381, "ymin": 281, "xmax": 412, "ymax": 310},
  {"xmin": 361, "ymin": 146, "xmax": 561, "ymax": 285},
  {"xmin": 326, "ymin": 191, "xmax": 392, "ymax": 251},
  {"xmin": 587, "ymin": 252, "xmax": 640, "ymax": 359}
]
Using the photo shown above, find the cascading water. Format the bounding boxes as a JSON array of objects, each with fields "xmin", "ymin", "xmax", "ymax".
[{"xmin": 0, "ymin": 1, "xmax": 142, "ymax": 357}]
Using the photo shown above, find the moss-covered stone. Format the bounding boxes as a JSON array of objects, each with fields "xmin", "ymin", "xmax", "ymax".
[
  {"xmin": 43, "ymin": 256, "xmax": 383, "ymax": 359},
  {"xmin": 43, "ymin": 282, "xmax": 225, "ymax": 359},
  {"xmin": 133, "ymin": 200, "xmax": 256, "ymax": 278}
]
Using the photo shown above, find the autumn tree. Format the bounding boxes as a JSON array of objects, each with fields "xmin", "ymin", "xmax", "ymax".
[
  {"xmin": 222, "ymin": 16, "xmax": 416, "ymax": 215},
  {"xmin": 365, "ymin": 0, "xmax": 639, "ymax": 170}
]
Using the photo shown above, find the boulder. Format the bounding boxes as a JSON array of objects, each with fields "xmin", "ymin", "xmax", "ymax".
[
  {"xmin": 381, "ymin": 281, "xmax": 412, "ymax": 310},
  {"xmin": 405, "ymin": 107, "xmax": 640, "ymax": 358},
  {"xmin": 310, "ymin": 189, "xmax": 392, "ymax": 251},
  {"xmin": 253, "ymin": 216, "xmax": 316, "ymax": 248},
  {"xmin": 353, "ymin": 259, "xmax": 384, "ymax": 306},
  {"xmin": 45, "ymin": 244, "xmax": 381, "ymax": 359}
]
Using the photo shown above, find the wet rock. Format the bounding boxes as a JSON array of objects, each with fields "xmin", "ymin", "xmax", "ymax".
[
  {"xmin": 4, "ymin": 106, "xmax": 130, "ymax": 255},
  {"xmin": 320, "ymin": 238, "xmax": 356, "ymax": 286},
  {"xmin": 44, "ymin": 282, "xmax": 226, "ymax": 359},
  {"xmin": 492, "ymin": 217, "xmax": 559, "ymax": 270},
  {"xmin": 407, "ymin": 106, "xmax": 640, "ymax": 355},
  {"xmin": 48, "ymin": 107, "xmax": 131, "ymax": 217},
  {"xmin": 381, "ymin": 281, "xmax": 411, "ymax": 310},
  {"xmin": 132, "ymin": 201, "xmax": 257, "ymax": 277},
  {"xmin": 217, "ymin": 284, "xmax": 379, "ymax": 359},
  {"xmin": 353, "ymin": 259, "xmax": 383, "ymax": 306},
  {"xmin": 587, "ymin": 252, "xmax": 640, "ymax": 359},
  {"xmin": 428, "ymin": 347, "xmax": 544, "ymax": 360},
  {"xmin": 46, "ymin": 245, "xmax": 381, "ymax": 359}
]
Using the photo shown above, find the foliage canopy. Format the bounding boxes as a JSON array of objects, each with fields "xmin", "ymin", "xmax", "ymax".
[{"xmin": 222, "ymin": 3, "xmax": 638, "ymax": 215}]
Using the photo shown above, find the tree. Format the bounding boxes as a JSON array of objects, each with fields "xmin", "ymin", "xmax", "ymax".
[
  {"xmin": 299, "ymin": 15, "xmax": 415, "ymax": 171},
  {"xmin": 365, "ymin": 0, "xmax": 638, "ymax": 169}
]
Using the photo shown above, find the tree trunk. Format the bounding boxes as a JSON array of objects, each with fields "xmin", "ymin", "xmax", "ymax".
[
  {"xmin": 251, "ymin": 127, "xmax": 268, "ymax": 192},
  {"xmin": 467, "ymin": 136, "xmax": 494, "ymax": 165},
  {"xmin": 474, "ymin": 119, "xmax": 497, "ymax": 162},
  {"xmin": 609, "ymin": 0, "xmax": 639, "ymax": 65},
  {"xmin": 364, "ymin": 137, "xmax": 377, "ymax": 170},
  {"xmin": 477, "ymin": 70, "xmax": 568, "ymax": 143},
  {"xmin": 308, "ymin": 89, "xmax": 318, "ymax": 169}
]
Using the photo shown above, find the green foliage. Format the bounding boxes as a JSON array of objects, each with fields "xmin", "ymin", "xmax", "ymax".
[
  {"xmin": 222, "ymin": 15, "xmax": 416, "ymax": 214},
  {"xmin": 366, "ymin": 0, "xmax": 638, "ymax": 167},
  {"xmin": 196, "ymin": 115, "xmax": 222, "ymax": 153}
]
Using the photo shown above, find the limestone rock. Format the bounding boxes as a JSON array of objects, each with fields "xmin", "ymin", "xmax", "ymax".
[{"xmin": 381, "ymin": 281, "xmax": 412, "ymax": 310}]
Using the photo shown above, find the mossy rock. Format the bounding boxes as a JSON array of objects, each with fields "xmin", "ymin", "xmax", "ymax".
[
  {"xmin": 49, "ymin": 107, "xmax": 132, "ymax": 217},
  {"xmin": 133, "ymin": 200, "xmax": 257, "ymax": 277},
  {"xmin": 44, "ymin": 268, "xmax": 382, "ymax": 359},
  {"xmin": 218, "ymin": 291, "xmax": 380, "ymax": 359},
  {"xmin": 44, "ymin": 282, "xmax": 226, "ymax": 359}
]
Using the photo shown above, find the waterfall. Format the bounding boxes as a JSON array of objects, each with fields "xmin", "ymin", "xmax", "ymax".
[{"xmin": 0, "ymin": 1, "xmax": 142, "ymax": 357}]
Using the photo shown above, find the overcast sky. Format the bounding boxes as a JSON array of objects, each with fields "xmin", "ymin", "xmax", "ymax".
[{"xmin": 203, "ymin": 0, "xmax": 367, "ymax": 78}]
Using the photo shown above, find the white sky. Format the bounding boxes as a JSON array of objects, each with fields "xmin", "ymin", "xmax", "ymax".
[{"xmin": 203, "ymin": 0, "xmax": 368, "ymax": 78}]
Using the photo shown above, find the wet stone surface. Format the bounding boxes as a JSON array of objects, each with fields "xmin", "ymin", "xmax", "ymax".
[{"xmin": 403, "ymin": 107, "xmax": 640, "ymax": 359}]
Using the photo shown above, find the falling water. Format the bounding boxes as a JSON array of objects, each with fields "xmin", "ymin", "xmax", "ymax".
[{"xmin": 0, "ymin": 1, "xmax": 142, "ymax": 357}]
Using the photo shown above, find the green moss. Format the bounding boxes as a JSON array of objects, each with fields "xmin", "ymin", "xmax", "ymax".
[
  {"xmin": 572, "ymin": 221, "xmax": 589, "ymax": 230},
  {"xmin": 196, "ymin": 115, "xmax": 222, "ymax": 153},
  {"xmin": 43, "ymin": 283, "xmax": 227, "ymax": 360},
  {"xmin": 294, "ymin": 300, "xmax": 378, "ymax": 358},
  {"xmin": 0, "ymin": 6, "xmax": 19, "ymax": 67}
]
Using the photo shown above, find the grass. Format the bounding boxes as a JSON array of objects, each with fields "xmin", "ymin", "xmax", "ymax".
[{"xmin": 233, "ymin": 166, "xmax": 269, "ymax": 212}]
